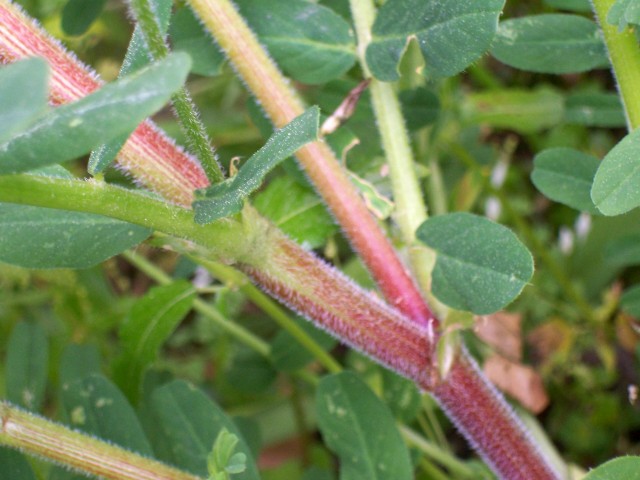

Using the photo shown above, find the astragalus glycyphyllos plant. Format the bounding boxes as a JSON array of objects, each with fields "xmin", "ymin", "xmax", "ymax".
[{"xmin": 1, "ymin": 0, "xmax": 639, "ymax": 479}]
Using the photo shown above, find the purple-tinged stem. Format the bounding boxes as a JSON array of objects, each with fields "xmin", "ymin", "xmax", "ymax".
[
  {"xmin": 187, "ymin": 0, "xmax": 435, "ymax": 329},
  {"xmin": 0, "ymin": 1, "xmax": 209, "ymax": 205}
]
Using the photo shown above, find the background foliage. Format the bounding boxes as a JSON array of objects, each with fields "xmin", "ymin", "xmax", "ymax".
[{"xmin": 2, "ymin": 0, "xmax": 640, "ymax": 478}]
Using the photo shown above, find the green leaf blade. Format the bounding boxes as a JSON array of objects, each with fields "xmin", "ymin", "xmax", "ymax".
[
  {"xmin": 463, "ymin": 87, "xmax": 564, "ymax": 134},
  {"xmin": 5, "ymin": 322, "xmax": 48, "ymax": 412},
  {"xmin": 114, "ymin": 281, "xmax": 195, "ymax": 402},
  {"xmin": 491, "ymin": 14, "xmax": 609, "ymax": 74},
  {"xmin": 61, "ymin": 0, "xmax": 108, "ymax": 36},
  {"xmin": 150, "ymin": 380, "xmax": 260, "ymax": 479},
  {"xmin": 531, "ymin": 148, "xmax": 601, "ymax": 214},
  {"xmin": 170, "ymin": 7, "xmax": 225, "ymax": 77},
  {"xmin": 235, "ymin": 0, "xmax": 356, "ymax": 84},
  {"xmin": 0, "ymin": 203, "xmax": 151, "ymax": 269},
  {"xmin": 60, "ymin": 374, "xmax": 153, "ymax": 456},
  {"xmin": 316, "ymin": 371, "xmax": 413, "ymax": 480},
  {"xmin": 0, "ymin": 58, "xmax": 49, "ymax": 144},
  {"xmin": 592, "ymin": 128, "xmax": 640, "ymax": 215},
  {"xmin": 254, "ymin": 176, "xmax": 337, "ymax": 249},
  {"xmin": 0, "ymin": 52, "xmax": 191, "ymax": 174},
  {"xmin": 416, "ymin": 213, "xmax": 533, "ymax": 314},
  {"xmin": 193, "ymin": 107, "xmax": 320, "ymax": 224},
  {"xmin": 366, "ymin": 0, "xmax": 504, "ymax": 81},
  {"xmin": 583, "ymin": 456, "xmax": 640, "ymax": 480}
]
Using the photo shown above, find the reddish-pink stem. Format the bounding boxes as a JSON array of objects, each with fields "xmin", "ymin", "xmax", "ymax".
[
  {"xmin": 0, "ymin": 1, "xmax": 209, "ymax": 205},
  {"xmin": 246, "ymin": 232, "xmax": 560, "ymax": 480},
  {"xmin": 187, "ymin": 0, "xmax": 435, "ymax": 329},
  {"xmin": 0, "ymin": 3, "xmax": 561, "ymax": 478}
]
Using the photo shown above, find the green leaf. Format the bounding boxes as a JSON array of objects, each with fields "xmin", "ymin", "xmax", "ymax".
[
  {"xmin": 583, "ymin": 456, "xmax": 640, "ymax": 480},
  {"xmin": 603, "ymin": 234, "xmax": 640, "ymax": 269},
  {"xmin": 60, "ymin": 344, "xmax": 102, "ymax": 387},
  {"xmin": 316, "ymin": 372, "xmax": 413, "ymax": 480},
  {"xmin": 193, "ymin": 107, "xmax": 320, "ymax": 224},
  {"xmin": 592, "ymin": 128, "xmax": 640, "ymax": 215},
  {"xmin": 492, "ymin": 14, "xmax": 609, "ymax": 74},
  {"xmin": 0, "ymin": 202, "xmax": 151, "ymax": 269},
  {"xmin": 270, "ymin": 316, "xmax": 337, "ymax": 372},
  {"xmin": 60, "ymin": 374, "xmax": 153, "ymax": 455},
  {"xmin": 235, "ymin": 0, "xmax": 356, "ymax": 84},
  {"xmin": 113, "ymin": 281, "xmax": 195, "ymax": 403},
  {"xmin": 5, "ymin": 322, "xmax": 48, "ymax": 412},
  {"xmin": 0, "ymin": 58, "xmax": 48, "ymax": 144},
  {"xmin": 608, "ymin": 0, "xmax": 640, "ymax": 31},
  {"xmin": 621, "ymin": 285, "xmax": 640, "ymax": 317},
  {"xmin": 380, "ymin": 369, "xmax": 421, "ymax": 423},
  {"xmin": 565, "ymin": 92, "xmax": 626, "ymax": 127},
  {"xmin": 224, "ymin": 347, "xmax": 277, "ymax": 394},
  {"xmin": 416, "ymin": 213, "xmax": 533, "ymax": 314},
  {"xmin": 254, "ymin": 176, "xmax": 337, "ymax": 249},
  {"xmin": 150, "ymin": 380, "xmax": 260, "ymax": 479},
  {"xmin": 0, "ymin": 52, "xmax": 191, "ymax": 174},
  {"xmin": 0, "ymin": 447, "xmax": 37, "ymax": 480},
  {"xmin": 544, "ymin": 0, "xmax": 592, "ymax": 12},
  {"xmin": 88, "ymin": 0, "xmax": 173, "ymax": 174},
  {"xmin": 531, "ymin": 148, "xmax": 601, "ymax": 214},
  {"xmin": 463, "ymin": 87, "xmax": 564, "ymax": 134},
  {"xmin": 399, "ymin": 87, "xmax": 440, "ymax": 131},
  {"xmin": 365, "ymin": 0, "xmax": 504, "ymax": 81},
  {"xmin": 61, "ymin": 0, "xmax": 107, "ymax": 36},
  {"xmin": 170, "ymin": 7, "xmax": 225, "ymax": 77}
]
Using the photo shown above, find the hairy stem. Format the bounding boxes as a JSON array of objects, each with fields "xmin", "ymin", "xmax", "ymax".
[
  {"xmin": 592, "ymin": 0, "xmax": 640, "ymax": 130},
  {"xmin": 0, "ymin": 402, "xmax": 201, "ymax": 480},
  {"xmin": 128, "ymin": 0, "xmax": 224, "ymax": 183},
  {"xmin": 186, "ymin": 0, "xmax": 435, "ymax": 328},
  {"xmin": 0, "ymin": 1, "xmax": 209, "ymax": 205},
  {"xmin": 348, "ymin": 0, "xmax": 436, "ymax": 297}
]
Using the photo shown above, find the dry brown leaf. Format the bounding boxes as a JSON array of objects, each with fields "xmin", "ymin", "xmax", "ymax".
[
  {"xmin": 475, "ymin": 311, "xmax": 523, "ymax": 361},
  {"xmin": 484, "ymin": 354, "xmax": 549, "ymax": 414},
  {"xmin": 616, "ymin": 312, "xmax": 640, "ymax": 353},
  {"xmin": 527, "ymin": 318, "xmax": 574, "ymax": 364}
]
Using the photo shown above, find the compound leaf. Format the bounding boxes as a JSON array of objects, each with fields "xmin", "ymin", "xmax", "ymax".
[
  {"xmin": 492, "ymin": 14, "xmax": 609, "ymax": 73},
  {"xmin": 416, "ymin": 213, "xmax": 533, "ymax": 314},
  {"xmin": 531, "ymin": 148, "xmax": 601, "ymax": 214},
  {"xmin": 592, "ymin": 128, "xmax": 640, "ymax": 215},
  {"xmin": 366, "ymin": 0, "xmax": 504, "ymax": 81},
  {"xmin": 316, "ymin": 372, "xmax": 413, "ymax": 480},
  {"xmin": 235, "ymin": 0, "xmax": 356, "ymax": 84}
]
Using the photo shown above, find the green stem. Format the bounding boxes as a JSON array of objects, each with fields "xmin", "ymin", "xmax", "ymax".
[
  {"xmin": 400, "ymin": 426, "xmax": 476, "ymax": 479},
  {"xmin": 187, "ymin": 0, "xmax": 435, "ymax": 328},
  {"xmin": 592, "ymin": 0, "xmax": 640, "ymax": 130},
  {"xmin": 122, "ymin": 249, "xmax": 270, "ymax": 356},
  {"xmin": 348, "ymin": 0, "xmax": 435, "ymax": 297},
  {"xmin": 129, "ymin": 0, "xmax": 224, "ymax": 183},
  {"xmin": 0, "ymin": 402, "xmax": 201, "ymax": 480},
  {"xmin": 0, "ymin": 174, "xmax": 255, "ymax": 264}
]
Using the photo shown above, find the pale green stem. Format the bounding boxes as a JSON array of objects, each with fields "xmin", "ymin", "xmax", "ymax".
[
  {"xmin": 348, "ymin": 0, "xmax": 436, "ymax": 297},
  {"xmin": 129, "ymin": 0, "xmax": 224, "ymax": 183},
  {"xmin": 0, "ymin": 174, "xmax": 253, "ymax": 263},
  {"xmin": 399, "ymin": 426, "xmax": 477, "ymax": 479},
  {"xmin": 0, "ymin": 402, "xmax": 201, "ymax": 480},
  {"xmin": 592, "ymin": 0, "xmax": 640, "ymax": 130},
  {"xmin": 122, "ymin": 249, "xmax": 269, "ymax": 357}
]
